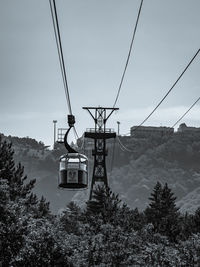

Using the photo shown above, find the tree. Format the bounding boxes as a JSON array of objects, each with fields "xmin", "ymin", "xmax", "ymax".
[
  {"xmin": 193, "ymin": 207, "xmax": 200, "ymax": 233},
  {"xmin": 60, "ymin": 202, "xmax": 82, "ymax": 235},
  {"xmin": 0, "ymin": 136, "xmax": 52, "ymax": 266},
  {"xmin": 145, "ymin": 182, "xmax": 163, "ymax": 231},
  {"xmin": 145, "ymin": 182, "xmax": 180, "ymax": 241},
  {"xmin": 11, "ymin": 218, "xmax": 73, "ymax": 267},
  {"xmin": 33, "ymin": 196, "xmax": 51, "ymax": 219},
  {"xmin": 0, "ymin": 135, "xmax": 36, "ymax": 200},
  {"xmin": 161, "ymin": 183, "xmax": 179, "ymax": 215},
  {"xmin": 86, "ymin": 185, "xmax": 121, "ymax": 224},
  {"xmin": 0, "ymin": 180, "xmax": 28, "ymax": 266},
  {"xmin": 160, "ymin": 183, "xmax": 180, "ymax": 241},
  {"xmin": 115, "ymin": 204, "xmax": 145, "ymax": 232},
  {"xmin": 179, "ymin": 212, "xmax": 195, "ymax": 240}
]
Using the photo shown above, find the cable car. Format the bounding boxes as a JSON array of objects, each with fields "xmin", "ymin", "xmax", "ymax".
[
  {"xmin": 59, "ymin": 153, "xmax": 88, "ymax": 189},
  {"xmin": 58, "ymin": 115, "xmax": 88, "ymax": 189}
]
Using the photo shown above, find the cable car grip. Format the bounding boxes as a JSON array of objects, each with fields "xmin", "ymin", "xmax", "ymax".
[{"xmin": 64, "ymin": 115, "xmax": 77, "ymax": 153}]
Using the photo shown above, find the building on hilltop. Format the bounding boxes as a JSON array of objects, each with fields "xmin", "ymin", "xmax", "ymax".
[
  {"xmin": 130, "ymin": 125, "xmax": 174, "ymax": 138},
  {"xmin": 177, "ymin": 123, "xmax": 200, "ymax": 133}
]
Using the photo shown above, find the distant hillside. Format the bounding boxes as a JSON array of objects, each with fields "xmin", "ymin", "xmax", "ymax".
[
  {"xmin": 2, "ymin": 131, "xmax": 200, "ymax": 213},
  {"xmin": 107, "ymin": 132, "xmax": 200, "ymax": 212},
  {"xmin": 73, "ymin": 132, "xmax": 200, "ymax": 212},
  {"xmin": 0, "ymin": 133, "xmax": 75, "ymax": 213}
]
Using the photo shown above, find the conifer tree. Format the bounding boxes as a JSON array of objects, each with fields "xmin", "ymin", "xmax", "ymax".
[
  {"xmin": 34, "ymin": 196, "xmax": 51, "ymax": 219},
  {"xmin": 161, "ymin": 183, "xmax": 179, "ymax": 216},
  {"xmin": 117, "ymin": 205, "xmax": 145, "ymax": 231},
  {"xmin": 145, "ymin": 182, "xmax": 180, "ymax": 241},
  {"xmin": 86, "ymin": 185, "xmax": 121, "ymax": 223},
  {"xmin": 194, "ymin": 207, "xmax": 200, "ymax": 233},
  {"xmin": 0, "ymin": 135, "xmax": 52, "ymax": 266},
  {"xmin": 145, "ymin": 181, "xmax": 163, "ymax": 231},
  {"xmin": 60, "ymin": 202, "xmax": 82, "ymax": 235},
  {"xmin": 0, "ymin": 135, "xmax": 36, "ymax": 200},
  {"xmin": 160, "ymin": 183, "xmax": 180, "ymax": 241},
  {"xmin": 179, "ymin": 212, "xmax": 194, "ymax": 240}
]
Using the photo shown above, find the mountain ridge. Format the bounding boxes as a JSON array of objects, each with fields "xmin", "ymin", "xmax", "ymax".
[{"xmin": 1, "ymin": 131, "xmax": 200, "ymax": 213}]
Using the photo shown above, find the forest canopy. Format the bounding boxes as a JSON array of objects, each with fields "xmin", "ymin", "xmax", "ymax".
[{"xmin": 1, "ymin": 136, "xmax": 200, "ymax": 266}]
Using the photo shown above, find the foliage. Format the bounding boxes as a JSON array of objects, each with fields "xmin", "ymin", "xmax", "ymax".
[
  {"xmin": 109, "ymin": 131, "xmax": 200, "ymax": 211},
  {"xmin": 145, "ymin": 182, "xmax": 180, "ymax": 241},
  {"xmin": 59, "ymin": 201, "xmax": 83, "ymax": 235},
  {"xmin": 11, "ymin": 218, "xmax": 73, "ymax": 267},
  {"xmin": 0, "ymin": 136, "xmax": 53, "ymax": 266},
  {"xmin": 3, "ymin": 133, "xmax": 45, "ymax": 150},
  {"xmin": 0, "ymin": 135, "xmax": 36, "ymax": 200},
  {"xmin": 86, "ymin": 185, "xmax": 121, "ymax": 224},
  {"xmin": 1, "ymin": 135, "xmax": 200, "ymax": 266}
]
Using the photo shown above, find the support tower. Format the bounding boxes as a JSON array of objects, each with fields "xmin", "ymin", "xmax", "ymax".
[{"xmin": 83, "ymin": 106, "xmax": 119, "ymax": 199}]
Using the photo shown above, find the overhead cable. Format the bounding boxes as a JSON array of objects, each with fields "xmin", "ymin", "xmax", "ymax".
[
  {"xmin": 118, "ymin": 95, "xmax": 200, "ymax": 152},
  {"xmin": 117, "ymin": 136, "xmax": 134, "ymax": 152},
  {"xmin": 49, "ymin": 0, "xmax": 66, "ymax": 99},
  {"xmin": 172, "ymin": 96, "xmax": 200, "ymax": 128},
  {"xmin": 117, "ymin": 141, "xmax": 126, "ymax": 152},
  {"xmin": 118, "ymin": 95, "xmax": 200, "ymax": 153},
  {"xmin": 113, "ymin": 0, "xmax": 144, "ymax": 107},
  {"xmin": 110, "ymin": 138, "xmax": 116, "ymax": 174},
  {"xmin": 49, "ymin": 0, "xmax": 73, "ymax": 115},
  {"xmin": 132, "ymin": 48, "xmax": 200, "ymax": 132}
]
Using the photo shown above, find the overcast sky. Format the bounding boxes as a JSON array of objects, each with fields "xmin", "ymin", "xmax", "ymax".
[{"xmin": 0, "ymin": 0, "xmax": 200, "ymax": 146}]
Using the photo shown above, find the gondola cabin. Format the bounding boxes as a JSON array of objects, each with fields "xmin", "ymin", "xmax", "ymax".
[{"xmin": 58, "ymin": 153, "xmax": 88, "ymax": 189}]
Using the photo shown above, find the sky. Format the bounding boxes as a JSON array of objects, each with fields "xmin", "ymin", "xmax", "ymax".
[{"xmin": 0, "ymin": 0, "xmax": 200, "ymax": 146}]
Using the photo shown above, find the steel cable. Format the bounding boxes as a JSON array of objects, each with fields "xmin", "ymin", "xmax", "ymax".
[
  {"xmin": 113, "ymin": 0, "xmax": 144, "ymax": 107},
  {"xmin": 132, "ymin": 48, "xmax": 200, "ymax": 133},
  {"xmin": 172, "ymin": 96, "xmax": 200, "ymax": 128},
  {"xmin": 49, "ymin": 0, "xmax": 72, "ymax": 115}
]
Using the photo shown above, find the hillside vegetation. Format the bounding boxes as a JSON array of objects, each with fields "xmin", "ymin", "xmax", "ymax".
[
  {"xmin": 0, "ymin": 134, "xmax": 75, "ymax": 213},
  {"xmin": 1, "ymin": 131, "xmax": 200, "ymax": 213},
  {"xmin": 1, "ymin": 135, "xmax": 200, "ymax": 266},
  {"xmin": 109, "ymin": 132, "xmax": 200, "ymax": 212}
]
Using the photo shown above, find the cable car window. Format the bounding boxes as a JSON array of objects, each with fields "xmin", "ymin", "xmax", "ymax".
[
  {"xmin": 68, "ymin": 163, "xmax": 79, "ymax": 169},
  {"xmin": 60, "ymin": 161, "xmax": 66, "ymax": 170},
  {"xmin": 67, "ymin": 170, "xmax": 78, "ymax": 183},
  {"xmin": 80, "ymin": 163, "xmax": 87, "ymax": 171}
]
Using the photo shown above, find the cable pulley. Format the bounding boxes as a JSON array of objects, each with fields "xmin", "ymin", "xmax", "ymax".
[{"xmin": 63, "ymin": 115, "xmax": 77, "ymax": 153}]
